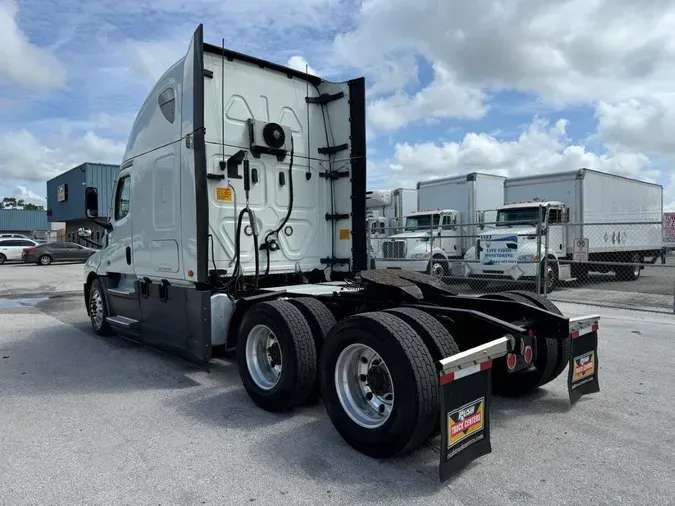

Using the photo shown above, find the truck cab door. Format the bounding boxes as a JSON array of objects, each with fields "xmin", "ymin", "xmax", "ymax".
[{"xmin": 104, "ymin": 168, "xmax": 143, "ymax": 323}]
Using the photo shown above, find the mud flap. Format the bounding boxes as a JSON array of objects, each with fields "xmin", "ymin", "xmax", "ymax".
[
  {"xmin": 567, "ymin": 315, "xmax": 601, "ymax": 405},
  {"xmin": 436, "ymin": 336, "xmax": 512, "ymax": 482}
]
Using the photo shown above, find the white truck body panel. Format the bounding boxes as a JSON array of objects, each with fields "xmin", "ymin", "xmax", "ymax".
[
  {"xmin": 505, "ymin": 169, "xmax": 663, "ymax": 254},
  {"xmin": 417, "ymin": 173, "xmax": 506, "ymax": 255}
]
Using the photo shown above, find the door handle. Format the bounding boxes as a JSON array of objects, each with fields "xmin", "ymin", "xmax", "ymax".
[{"xmin": 125, "ymin": 246, "xmax": 131, "ymax": 265}]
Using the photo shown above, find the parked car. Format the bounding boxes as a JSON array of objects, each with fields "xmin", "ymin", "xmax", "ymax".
[
  {"xmin": 21, "ymin": 242, "xmax": 96, "ymax": 265},
  {"xmin": 0, "ymin": 233, "xmax": 31, "ymax": 239},
  {"xmin": 0, "ymin": 237, "xmax": 40, "ymax": 264}
]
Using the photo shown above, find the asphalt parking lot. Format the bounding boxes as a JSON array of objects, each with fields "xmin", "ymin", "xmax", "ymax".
[
  {"xmin": 0, "ymin": 262, "xmax": 84, "ymax": 297},
  {"xmin": 442, "ymin": 255, "xmax": 675, "ymax": 313},
  {"xmin": 1, "ymin": 269, "xmax": 674, "ymax": 505}
]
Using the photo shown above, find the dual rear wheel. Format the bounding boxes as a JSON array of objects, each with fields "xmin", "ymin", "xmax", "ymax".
[{"xmin": 236, "ymin": 299, "xmax": 459, "ymax": 458}]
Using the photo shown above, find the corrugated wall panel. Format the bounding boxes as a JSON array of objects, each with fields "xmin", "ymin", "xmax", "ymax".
[
  {"xmin": 86, "ymin": 163, "xmax": 120, "ymax": 219},
  {"xmin": 46, "ymin": 165, "xmax": 87, "ymax": 222},
  {"xmin": 0, "ymin": 210, "xmax": 49, "ymax": 231}
]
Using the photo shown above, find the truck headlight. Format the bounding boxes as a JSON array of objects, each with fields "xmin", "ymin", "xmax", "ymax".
[
  {"xmin": 518, "ymin": 254, "xmax": 539, "ymax": 263},
  {"xmin": 410, "ymin": 253, "xmax": 431, "ymax": 259}
]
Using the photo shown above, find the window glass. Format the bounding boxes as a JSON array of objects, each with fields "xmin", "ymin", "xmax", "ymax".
[
  {"xmin": 158, "ymin": 88, "xmax": 176, "ymax": 123},
  {"xmin": 115, "ymin": 176, "xmax": 131, "ymax": 220}
]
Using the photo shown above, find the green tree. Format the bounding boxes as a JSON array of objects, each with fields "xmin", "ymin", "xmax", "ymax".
[{"xmin": 0, "ymin": 197, "xmax": 44, "ymax": 210}]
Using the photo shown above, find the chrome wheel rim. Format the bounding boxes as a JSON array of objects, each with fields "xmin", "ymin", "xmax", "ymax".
[
  {"xmin": 90, "ymin": 289, "xmax": 104, "ymax": 329},
  {"xmin": 335, "ymin": 343, "xmax": 394, "ymax": 429},
  {"xmin": 246, "ymin": 324, "xmax": 282, "ymax": 390},
  {"xmin": 40, "ymin": 256, "xmax": 50, "ymax": 265}
]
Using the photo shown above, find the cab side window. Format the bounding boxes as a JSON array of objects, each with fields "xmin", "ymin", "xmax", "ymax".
[{"xmin": 115, "ymin": 176, "xmax": 131, "ymax": 221}]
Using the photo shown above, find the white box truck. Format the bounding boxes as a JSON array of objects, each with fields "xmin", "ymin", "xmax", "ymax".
[
  {"xmin": 464, "ymin": 169, "xmax": 665, "ymax": 292},
  {"xmin": 376, "ymin": 173, "xmax": 505, "ymax": 278},
  {"xmin": 366, "ymin": 188, "xmax": 417, "ymax": 266},
  {"xmin": 417, "ymin": 173, "xmax": 506, "ymax": 255},
  {"xmin": 77, "ymin": 24, "xmax": 603, "ymax": 482}
]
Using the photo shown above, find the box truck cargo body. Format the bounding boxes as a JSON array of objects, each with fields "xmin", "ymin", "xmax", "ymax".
[
  {"xmin": 376, "ymin": 173, "xmax": 506, "ymax": 278},
  {"xmin": 464, "ymin": 169, "xmax": 665, "ymax": 291},
  {"xmin": 416, "ymin": 173, "xmax": 506, "ymax": 256}
]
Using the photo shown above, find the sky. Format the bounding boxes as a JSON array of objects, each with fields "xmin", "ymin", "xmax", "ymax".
[{"xmin": 1, "ymin": 0, "xmax": 674, "ymax": 211}]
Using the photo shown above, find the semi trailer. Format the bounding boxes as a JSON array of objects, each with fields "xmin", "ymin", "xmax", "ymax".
[
  {"xmin": 464, "ymin": 169, "xmax": 665, "ymax": 292},
  {"xmin": 79, "ymin": 24, "xmax": 601, "ymax": 481}
]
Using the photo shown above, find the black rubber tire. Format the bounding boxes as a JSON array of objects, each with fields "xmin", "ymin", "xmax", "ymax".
[
  {"xmin": 236, "ymin": 300, "xmax": 317, "ymax": 412},
  {"xmin": 539, "ymin": 259, "xmax": 558, "ymax": 294},
  {"xmin": 505, "ymin": 290, "xmax": 570, "ymax": 385},
  {"xmin": 615, "ymin": 253, "xmax": 641, "ymax": 281},
  {"xmin": 89, "ymin": 278, "xmax": 113, "ymax": 336},
  {"xmin": 38, "ymin": 254, "xmax": 52, "ymax": 266},
  {"xmin": 0, "ymin": 253, "xmax": 5, "ymax": 265},
  {"xmin": 384, "ymin": 307, "xmax": 460, "ymax": 439},
  {"xmin": 320, "ymin": 311, "xmax": 438, "ymax": 458},
  {"xmin": 287, "ymin": 297, "xmax": 337, "ymax": 402},
  {"xmin": 478, "ymin": 292, "xmax": 558, "ymax": 396},
  {"xmin": 427, "ymin": 254, "xmax": 450, "ymax": 280}
]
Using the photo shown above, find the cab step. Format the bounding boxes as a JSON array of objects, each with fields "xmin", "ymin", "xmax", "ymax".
[{"xmin": 106, "ymin": 315, "xmax": 139, "ymax": 328}]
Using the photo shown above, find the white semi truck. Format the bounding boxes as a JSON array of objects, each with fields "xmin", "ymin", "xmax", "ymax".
[
  {"xmin": 464, "ymin": 169, "xmax": 665, "ymax": 293},
  {"xmin": 78, "ymin": 24, "xmax": 602, "ymax": 481},
  {"xmin": 376, "ymin": 173, "xmax": 506, "ymax": 278},
  {"xmin": 366, "ymin": 188, "xmax": 417, "ymax": 267}
]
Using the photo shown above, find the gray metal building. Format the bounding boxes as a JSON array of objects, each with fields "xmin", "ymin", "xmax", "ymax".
[
  {"xmin": 0, "ymin": 209, "xmax": 49, "ymax": 238},
  {"xmin": 46, "ymin": 162, "xmax": 120, "ymax": 244}
]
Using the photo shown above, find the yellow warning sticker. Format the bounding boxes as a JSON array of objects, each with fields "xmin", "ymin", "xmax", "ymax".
[
  {"xmin": 339, "ymin": 229, "xmax": 351, "ymax": 240},
  {"xmin": 216, "ymin": 187, "xmax": 233, "ymax": 202}
]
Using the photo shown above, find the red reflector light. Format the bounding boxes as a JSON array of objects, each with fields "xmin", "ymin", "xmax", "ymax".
[
  {"xmin": 506, "ymin": 353, "xmax": 517, "ymax": 370},
  {"xmin": 523, "ymin": 345, "xmax": 533, "ymax": 364}
]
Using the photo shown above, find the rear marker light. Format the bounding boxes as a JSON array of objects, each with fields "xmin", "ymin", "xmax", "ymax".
[
  {"xmin": 523, "ymin": 346, "xmax": 533, "ymax": 364},
  {"xmin": 506, "ymin": 353, "xmax": 517, "ymax": 370}
]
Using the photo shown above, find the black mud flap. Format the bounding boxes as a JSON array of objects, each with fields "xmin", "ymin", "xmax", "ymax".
[
  {"xmin": 436, "ymin": 336, "xmax": 512, "ymax": 482},
  {"xmin": 567, "ymin": 315, "xmax": 601, "ymax": 405}
]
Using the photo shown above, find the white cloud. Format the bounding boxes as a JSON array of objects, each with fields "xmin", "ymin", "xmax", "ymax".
[
  {"xmin": 0, "ymin": 0, "xmax": 67, "ymax": 90},
  {"xmin": 596, "ymin": 97, "xmax": 675, "ymax": 157},
  {"xmin": 368, "ymin": 63, "xmax": 487, "ymax": 132},
  {"xmin": 369, "ymin": 118, "xmax": 652, "ymax": 189},
  {"xmin": 0, "ymin": 129, "xmax": 124, "ymax": 184},
  {"xmin": 335, "ymin": 0, "xmax": 675, "ymax": 131},
  {"xmin": 286, "ymin": 56, "xmax": 317, "ymax": 76},
  {"xmin": 13, "ymin": 185, "xmax": 46, "ymax": 204}
]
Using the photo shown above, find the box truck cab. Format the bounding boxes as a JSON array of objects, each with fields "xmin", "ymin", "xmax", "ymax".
[
  {"xmin": 464, "ymin": 199, "xmax": 569, "ymax": 293},
  {"xmin": 376, "ymin": 208, "xmax": 460, "ymax": 278},
  {"xmin": 365, "ymin": 188, "xmax": 417, "ymax": 267}
]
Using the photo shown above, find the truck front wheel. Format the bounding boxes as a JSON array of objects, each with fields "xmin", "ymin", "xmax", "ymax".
[
  {"xmin": 320, "ymin": 312, "xmax": 437, "ymax": 458},
  {"xmin": 427, "ymin": 254, "xmax": 450, "ymax": 280},
  {"xmin": 236, "ymin": 300, "xmax": 317, "ymax": 412}
]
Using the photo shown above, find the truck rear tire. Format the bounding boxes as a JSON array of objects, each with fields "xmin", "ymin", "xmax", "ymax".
[
  {"xmin": 236, "ymin": 300, "xmax": 317, "ymax": 412},
  {"xmin": 615, "ymin": 253, "xmax": 642, "ymax": 281},
  {"xmin": 287, "ymin": 297, "xmax": 337, "ymax": 402},
  {"xmin": 479, "ymin": 292, "xmax": 558, "ymax": 396},
  {"xmin": 505, "ymin": 290, "xmax": 570, "ymax": 385},
  {"xmin": 384, "ymin": 307, "xmax": 460, "ymax": 439},
  {"xmin": 320, "ymin": 311, "xmax": 438, "ymax": 458}
]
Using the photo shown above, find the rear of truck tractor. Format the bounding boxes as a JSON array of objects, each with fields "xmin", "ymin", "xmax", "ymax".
[{"xmin": 233, "ymin": 270, "xmax": 600, "ymax": 482}]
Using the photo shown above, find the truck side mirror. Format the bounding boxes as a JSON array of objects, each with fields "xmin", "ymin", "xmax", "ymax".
[{"xmin": 85, "ymin": 187, "xmax": 99, "ymax": 218}]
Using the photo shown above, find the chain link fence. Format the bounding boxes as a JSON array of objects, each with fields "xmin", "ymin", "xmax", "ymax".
[{"xmin": 367, "ymin": 217, "xmax": 675, "ymax": 314}]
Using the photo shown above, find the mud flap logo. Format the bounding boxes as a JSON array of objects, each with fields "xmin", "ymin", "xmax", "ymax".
[
  {"xmin": 448, "ymin": 398, "xmax": 484, "ymax": 452},
  {"xmin": 571, "ymin": 352, "xmax": 595, "ymax": 387}
]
